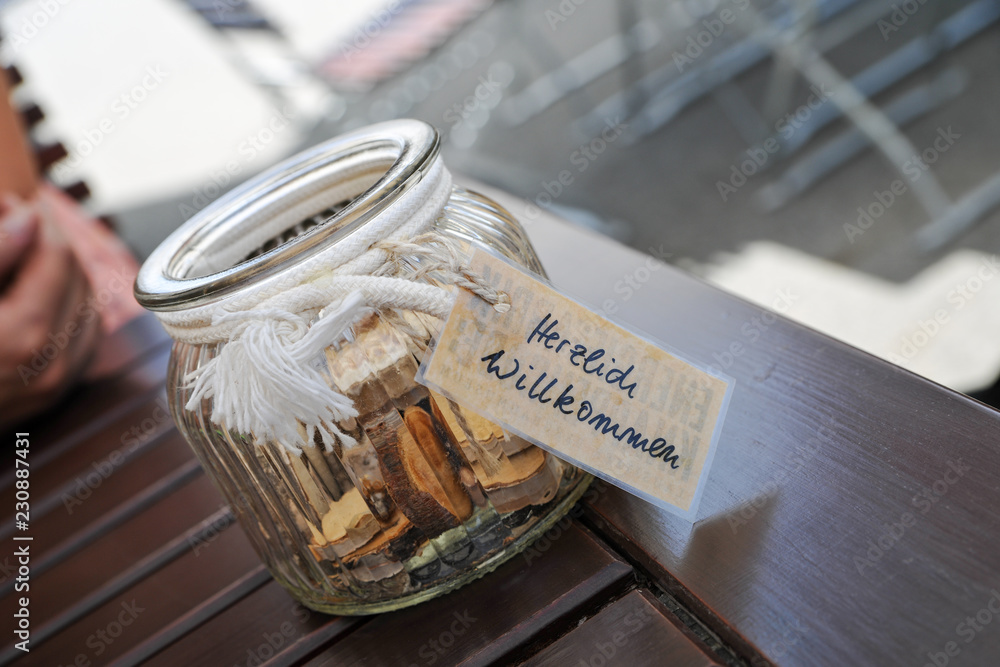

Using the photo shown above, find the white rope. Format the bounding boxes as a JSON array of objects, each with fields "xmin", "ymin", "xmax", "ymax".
[
  {"xmin": 150, "ymin": 158, "xmax": 503, "ymax": 454},
  {"xmin": 160, "ymin": 275, "xmax": 457, "ymax": 344}
]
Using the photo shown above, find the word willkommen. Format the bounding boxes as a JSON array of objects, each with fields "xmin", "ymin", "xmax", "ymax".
[{"xmin": 478, "ymin": 313, "xmax": 680, "ymax": 469}]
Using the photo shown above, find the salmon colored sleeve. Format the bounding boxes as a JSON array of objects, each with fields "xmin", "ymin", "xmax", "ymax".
[{"xmin": 0, "ymin": 72, "xmax": 37, "ymax": 200}]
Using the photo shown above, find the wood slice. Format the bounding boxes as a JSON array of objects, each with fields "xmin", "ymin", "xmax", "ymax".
[
  {"xmin": 428, "ymin": 392, "xmax": 507, "ymax": 474},
  {"xmin": 310, "ymin": 489, "xmax": 424, "ymax": 571},
  {"xmin": 402, "ymin": 406, "xmax": 473, "ymax": 520},
  {"xmin": 344, "ymin": 507, "xmax": 423, "ymax": 565},
  {"xmin": 471, "ymin": 447, "xmax": 560, "ymax": 514},
  {"xmin": 367, "ymin": 410, "xmax": 465, "ymax": 537},
  {"xmin": 319, "ymin": 488, "xmax": 379, "ymax": 546}
]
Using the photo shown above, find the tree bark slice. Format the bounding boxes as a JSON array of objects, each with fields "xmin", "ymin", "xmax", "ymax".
[{"xmin": 366, "ymin": 408, "xmax": 466, "ymax": 537}]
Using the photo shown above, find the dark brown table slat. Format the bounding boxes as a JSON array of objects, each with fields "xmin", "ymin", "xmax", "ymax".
[
  {"xmin": 16, "ymin": 200, "xmax": 1000, "ymax": 667},
  {"xmin": 6, "ymin": 507, "xmax": 235, "ymax": 663},
  {"xmin": 1, "ymin": 317, "xmax": 170, "ymax": 491},
  {"xmin": 19, "ymin": 103, "xmax": 43, "ymax": 128},
  {"xmin": 0, "ymin": 433, "xmax": 195, "ymax": 572},
  {"xmin": 9, "ymin": 522, "xmax": 260, "ymax": 666},
  {"xmin": 517, "ymin": 216, "xmax": 1000, "ymax": 666},
  {"xmin": 14, "ymin": 430, "xmax": 193, "ymax": 554},
  {"xmin": 0, "ymin": 391, "xmax": 171, "ymax": 532},
  {"xmin": 261, "ymin": 605, "xmax": 361, "ymax": 667},
  {"xmin": 24, "ymin": 459, "xmax": 202, "ymax": 590},
  {"xmin": 139, "ymin": 578, "xmax": 358, "ymax": 667},
  {"xmin": 34, "ymin": 141, "xmax": 67, "ymax": 171},
  {"xmin": 1, "ymin": 342, "xmax": 172, "ymax": 495},
  {"xmin": 83, "ymin": 312, "xmax": 172, "ymax": 381},
  {"xmin": 32, "ymin": 344, "xmax": 172, "ymax": 461},
  {"xmin": 305, "ymin": 523, "xmax": 633, "ymax": 667},
  {"xmin": 63, "ymin": 180, "xmax": 91, "ymax": 203},
  {"xmin": 4, "ymin": 65, "xmax": 23, "ymax": 86},
  {"xmin": 110, "ymin": 566, "xmax": 274, "ymax": 666},
  {"xmin": 0, "ymin": 471, "xmax": 217, "ymax": 628},
  {"xmin": 521, "ymin": 589, "xmax": 722, "ymax": 667}
]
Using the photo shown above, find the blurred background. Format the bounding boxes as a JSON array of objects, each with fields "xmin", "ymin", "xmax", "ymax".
[{"xmin": 2, "ymin": 0, "xmax": 999, "ymax": 402}]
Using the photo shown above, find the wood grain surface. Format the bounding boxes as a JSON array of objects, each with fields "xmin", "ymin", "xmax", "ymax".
[
  {"xmin": 519, "ymin": 204, "xmax": 1000, "ymax": 667},
  {"xmin": 4, "ymin": 199, "xmax": 998, "ymax": 666},
  {"xmin": 304, "ymin": 524, "xmax": 633, "ymax": 667},
  {"xmin": 522, "ymin": 589, "xmax": 722, "ymax": 667}
]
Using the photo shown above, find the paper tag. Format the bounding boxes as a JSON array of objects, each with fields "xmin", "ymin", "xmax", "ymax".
[{"xmin": 417, "ymin": 249, "xmax": 733, "ymax": 519}]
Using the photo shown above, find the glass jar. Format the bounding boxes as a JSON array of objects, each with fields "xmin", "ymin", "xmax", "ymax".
[{"xmin": 135, "ymin": 120, "xmax": 591, "ymax": 614}]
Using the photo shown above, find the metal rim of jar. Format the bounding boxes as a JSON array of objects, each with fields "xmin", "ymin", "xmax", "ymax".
[{"xmin": 134, "ymin": 119, "xmax": 441, "ymax": 312}]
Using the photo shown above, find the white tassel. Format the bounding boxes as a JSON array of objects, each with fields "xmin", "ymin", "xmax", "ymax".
[
  {"xmin": 184, "ymin": 294, "xmax": 371, "ymax": 453},
  {"xmin": 156, "ymin": 160, "xmax": 505, "ymax": 453}
]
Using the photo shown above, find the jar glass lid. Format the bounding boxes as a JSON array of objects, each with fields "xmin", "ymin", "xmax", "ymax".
[{"xmin": 135, "ymin": 119, "xmax": 440, "ymax": 312}]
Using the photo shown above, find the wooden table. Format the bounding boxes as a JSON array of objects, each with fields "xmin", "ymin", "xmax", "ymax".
[{"xmin": 3, "ymin": 205, "xmax": 999, "ymax": 666}]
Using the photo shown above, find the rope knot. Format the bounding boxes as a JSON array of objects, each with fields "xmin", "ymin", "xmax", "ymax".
[
  {"xmin": 158, "ymin": 159, "xmax": 513, "ymax": 454},
  {"xmin": 376, "ymin": 235, "xmax": 511, "ymax": 312},
  {"xmin": 213, "ymin": 308, "xmax": 309, "ymax": 341}
]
